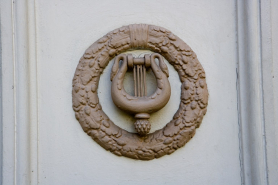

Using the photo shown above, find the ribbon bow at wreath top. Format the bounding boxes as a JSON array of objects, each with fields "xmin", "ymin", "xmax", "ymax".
[{"xmin": 72, "ymin": 24, "xmax": 208, "ymax": 160}]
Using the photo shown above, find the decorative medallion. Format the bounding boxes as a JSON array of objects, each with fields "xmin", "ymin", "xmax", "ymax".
[{"xmin": 72, "ymin": 24, "xmax": 208, "ymax": 160}]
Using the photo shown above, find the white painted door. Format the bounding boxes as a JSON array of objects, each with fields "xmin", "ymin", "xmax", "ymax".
[{"xmin": 1, "ymin": 0, "xmax": 277, "ymax": 185}]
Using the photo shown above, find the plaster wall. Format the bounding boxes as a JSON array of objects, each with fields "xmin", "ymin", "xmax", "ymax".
[
  {"xmin": 2, "ymin": 0, "xmax": 277, "ymax": 185},
  {"xmin": 36, "ymin": 0, "xmax": 240, "ymax": 184}
]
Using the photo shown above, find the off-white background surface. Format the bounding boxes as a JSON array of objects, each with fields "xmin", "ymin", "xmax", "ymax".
[
  {"xmin": 3, "ymin": 0, "xmax": 277, "ymax": 185},
  {"xmin": 37, "ymin": 0, "xmax": 240, "ymax": 184}
]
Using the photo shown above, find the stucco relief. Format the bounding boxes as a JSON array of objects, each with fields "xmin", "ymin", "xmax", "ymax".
[
  {"xmin": 111, "ymin": 53, "xmax": 171, "ymax": 135},
  {"xmin": 72, "ymin": 24, "xmax": 208, "ymax": 160}
]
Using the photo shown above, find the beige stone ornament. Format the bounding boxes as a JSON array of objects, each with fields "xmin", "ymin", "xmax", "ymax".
[
  {"xmin": 111, "ymin": 53, "xmax": 171, "ymax": 135},
  {"xmin": 72, "ymin": 24, "xmax": 208, "ymax": 160}
]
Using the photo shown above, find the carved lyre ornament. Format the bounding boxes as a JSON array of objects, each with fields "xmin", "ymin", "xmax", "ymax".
[
  {"xmin": 111, "ymin": 53, "xmax": 171, "ymax": 135},
  {"xmin": 72, "ymin": 24, "xmax": 208, "ymax": 160}
]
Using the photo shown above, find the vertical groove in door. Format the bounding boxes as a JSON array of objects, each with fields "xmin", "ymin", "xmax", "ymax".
[
  {"xmin": 235, "ymin": 1, "xmax": 245, "ymax": 184},
  {"xmin": 11, "ymin": 0, "xmax": 17, "ymax": 184},
  {"xmin": 236, "ymin": 0, "xmax": 269, "ymax": 184},
  {"xmin": 258, "ymin": 1, "xmax": 269, "ymax": 184},
  {"xmin": 27, "ymin": 0, "xmax": 39, "ymax": 184}
]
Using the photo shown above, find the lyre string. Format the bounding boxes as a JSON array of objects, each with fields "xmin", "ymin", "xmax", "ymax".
[
  {"xmin": 143, "ymin": 65, "xmax": 146, "ymax": 96},
  {"xmin": 134, "ymin": 64, "xmax": 147, "ymax": 97}
]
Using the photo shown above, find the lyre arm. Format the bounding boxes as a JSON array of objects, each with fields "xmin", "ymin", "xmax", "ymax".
[{"xmin": 111, "ymin": 53, "xmax": 171, "ymax": 114}]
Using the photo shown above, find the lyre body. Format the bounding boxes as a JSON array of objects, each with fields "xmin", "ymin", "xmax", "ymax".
[{"xmin": 110, "ymin": 53, "xmax": 171, "ymax": 135}]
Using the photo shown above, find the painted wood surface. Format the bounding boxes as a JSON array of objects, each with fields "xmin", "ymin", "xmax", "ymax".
[{"xmin": 1, "ymin": 0, "xmax": 277, "ymax": 184}]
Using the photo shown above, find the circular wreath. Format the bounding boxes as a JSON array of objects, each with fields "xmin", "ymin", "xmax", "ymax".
[{"xmin": 72, "ymin": 24, "xmax": 208, "ymax": 160}]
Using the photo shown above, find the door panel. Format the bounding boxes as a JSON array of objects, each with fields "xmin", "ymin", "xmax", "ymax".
[
  {"xmin": 3, "ymin": 0, "xmax": 277, "ymax": 185},
  {"xmin": 37, "ymin": 0, "xmax": 240, "ymax": 184}
]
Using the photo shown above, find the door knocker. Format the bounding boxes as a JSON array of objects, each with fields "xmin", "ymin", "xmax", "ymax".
[
  {"xmin": 111, "ymin": 53, "xmax": 171, "ymax": 135},
  {"xmin": 72, "ymin": 24, "xmax": 208, "ymax": 160}
]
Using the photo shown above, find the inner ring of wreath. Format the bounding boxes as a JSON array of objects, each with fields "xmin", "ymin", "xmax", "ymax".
[{"xmin": 72, "ymin": 24, "xmax": 208, "ymax": 160}]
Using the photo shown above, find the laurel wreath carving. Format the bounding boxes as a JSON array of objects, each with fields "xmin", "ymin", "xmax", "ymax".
[{"xmin": 72, "ymin": 24, "xmax": 208, "ymax": 160}]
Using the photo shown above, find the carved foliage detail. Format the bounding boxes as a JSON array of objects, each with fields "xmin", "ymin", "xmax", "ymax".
[{"xmin": 72, "ymin": 24, "xmax": 209, "ymax": 160}]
